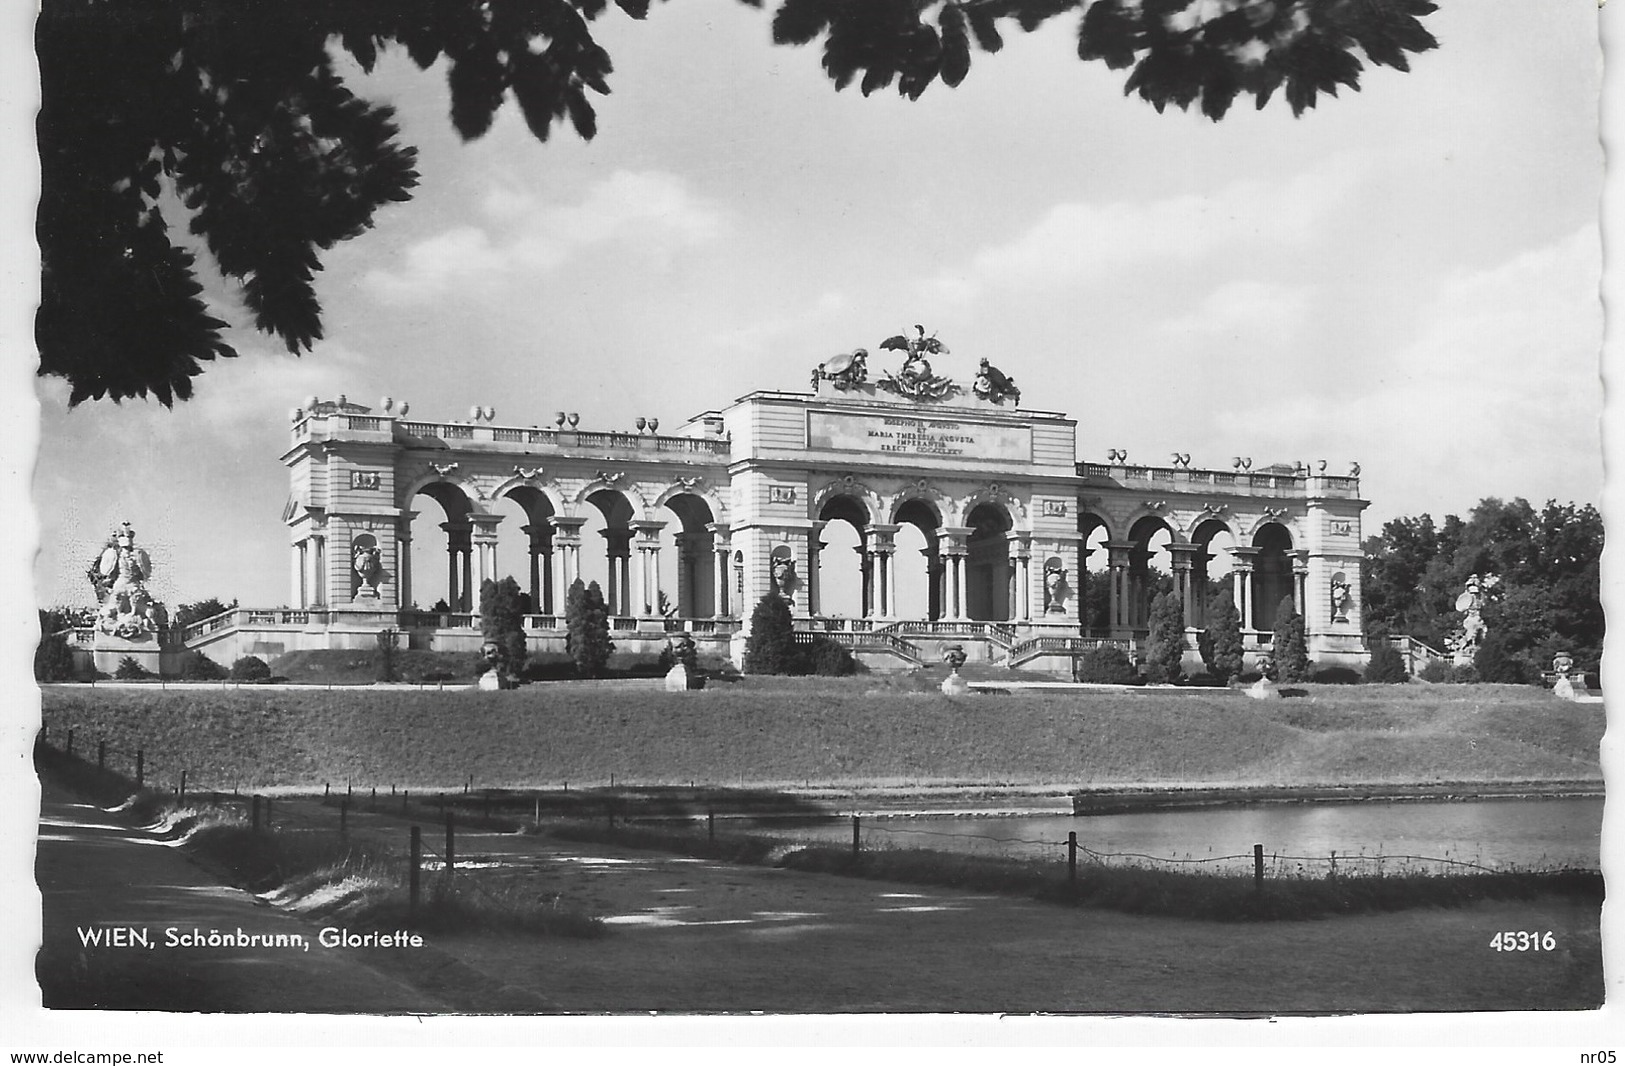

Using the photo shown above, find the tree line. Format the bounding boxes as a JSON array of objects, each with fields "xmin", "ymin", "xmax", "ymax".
[{"xmin": 1360, "ymin": 497, "xmax": 1603, "ymax": 683}]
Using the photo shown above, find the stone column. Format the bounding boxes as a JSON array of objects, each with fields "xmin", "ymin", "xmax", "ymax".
[
  {"xmin": 937, "ymin": 526, "xmax": 971, "ymax": 623},
  {"xmin": 1103, "ymin": 541, "xmax": 1134, "ymax": 636},
  {"xmin": 949, "ymin": 552, "xmax": 962, "ymax": 620},
  {"xmin": 397, "ymin": 515, "xmax": 415, "ymax": 612},
  {"xmin": 293, "ymin": 541, "xmax": 307, "ymax": 608},
  {"xmin": 1292, "ymin": 550, "xmax": 1311, "ymax": 618},
  {"xmin": 1231, "ymin": 546, "xmax": 1261, "ymax": 631},
  {"xmin": 1170, "ymin": 543, "xmax": 1200, "ymax": 628},
  {"xmin": 1008, "ymin": 534, "xmax": 1032, "ymax": 623},
  {"xmin": 521, "ymin": 522, "xmax": 547, "ymax": 611},
  {"xmin": 549, "ymin": 516, "xmax": 588, "ymax": 596},
  {"xmin": 857, "ymin": 541, "xmax": 874, "ymax": 618},
  {"xmin": 600, "ymin": 527, "xmax": 634, "ymax": 616},
  {"xmin": 806, "ymin": 522, "xmax": 825, "ymax": 618},
  {"xmin": 633, "ymin": 520, "xmax": 666, "ymax": 619},
  {"xmin": 310, "ymin": 535, "xmax": 326, "ymax": 608},
  {"xmin": 708, "ymin": 523, "xmax": 731, "ymax": 618}
]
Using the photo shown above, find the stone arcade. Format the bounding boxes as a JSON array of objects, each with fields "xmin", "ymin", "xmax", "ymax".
[{"xmin": 174, "ymin": 342, "xmax": 1370, "ymax": 675}]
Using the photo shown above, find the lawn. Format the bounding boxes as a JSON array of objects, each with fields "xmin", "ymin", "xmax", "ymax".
[{"xmin": 38, "ymin": 680, "xmax": 1603, "ymax": 794}]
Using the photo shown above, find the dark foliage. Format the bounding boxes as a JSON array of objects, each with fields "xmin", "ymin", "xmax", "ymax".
[
  {"xmin": 171, "ymin": 598, "xmax": 236, "ymax": 630},
  {"xmin": 1073, "ymin": 645, "xmax": 1139, "ymax": 684},
  {"xmin": 39, "ymin": 0, "xmax": 1437, "ymax": 404},
  {"xmin": 114, "ymin": 656, "xmax": 152, "ymax": 680},
  {"xmin": 374, "ymin": 629, "xmax": 398, "ymax": 683},
  {"xmin": 564, "ymin": 579, "xmax": 614, "ymax": 677},
  {"xmin": 799, "ymin": 635, "xmax": 856, "ymax": 677},
  {"xmin": 1362, "ymin": 498, "xmax": 1602, "ymax": 680},
  {"xmin": 1363, "ymin": 638, "xmax": 1408, "ymax": 684},
  {"xmin": 180, "ymin": 651, "xmax": 228, "ymax": 681},
  {"xmin": 36, "ymin": 609, "xmax": 78, "ymax": 681},
  {"xmin": 229, "ymin": 654, "xmax": 272, "ymax": 682},
  {"xmin": 1309, "ymin": 665, "xmax": 1362, "ymax": 685},
  {"xmin": 1474, "ymin": 631, "xmax": 1528, "ymax": 685},
  {"xmin": 744, "ymin": 592, "xmax": 798, "ymax": 675},
  {"xmin": 773, "ymin": 0, "xmax": 1436, "ymax": 116},
  {"xmin": 1142, "ymin": 590, "xmax": 1185, "ymax": 683},
  {"xmin": 478, "ymin": 576, "xmax": 527, "ymax": 677},
  {"xmin": 1271, "ymin": 595, "xmax": 1309, "ymax": 682},
  {"xmin": 1200, "ymin": 591, "xmax": 1244, "ymax": 685}
]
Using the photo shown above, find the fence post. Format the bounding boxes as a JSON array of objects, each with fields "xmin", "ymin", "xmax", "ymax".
[
  {"xmin": 371, "ymin": 786, "xmax": 377, "ymax": 812},
  {"xmin": 135, "ymin": 750, "xmax": 144, "ymax": 786},
  {"xmin": 852, "ymin": 815, "xmax": 860, "ymax": 858},
  {"xmin": 402, "ymin": 789, "xmax": 409, "ymax": 812},
  {"xmin": 409, "ymin": 826, "xmax": 422, "ymax": 918},
  {"xmin": 324, "ymin": 783, "xmax": 330, "ymax": 799},
  {"xmin": 1068, "ymin": 831, "xmax": 1078, "ymax": 890},
  {"xmin": 179, "ymin": 769, "xmax": 187, "ymax": 800},
  {"xmin": 1254, "ymin": 843, "xmax": 1265, "ymax": 891},
  {"xmin": 97, "ymin": 740, "xmax": 105, "ymax": 770},
  {"xmin": 445, "ymin": 811, "xmax": 455, "ymax": 872},
  {"xmin": 251, "ymin": 795, "xmax": 261, "ymax": 834}
]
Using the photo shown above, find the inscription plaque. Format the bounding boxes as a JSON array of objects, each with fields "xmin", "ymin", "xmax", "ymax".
[{"xmin": 808, "ymin": 411, "xmax": 1031, "ymax": 462}]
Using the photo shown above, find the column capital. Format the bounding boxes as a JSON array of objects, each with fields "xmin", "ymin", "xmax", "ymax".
[
  {"xmin": 632, "ymin": 518, "xmax": 667, "ymax": 538},
  {"xmin": 549, "ymin": 515, "xmax": 589, "ymax": 534}
]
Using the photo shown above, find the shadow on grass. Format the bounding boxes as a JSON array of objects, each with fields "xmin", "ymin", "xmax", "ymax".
[{"xmin": 35, "ymin": 735, "xmax": 605, "ymax": 941}]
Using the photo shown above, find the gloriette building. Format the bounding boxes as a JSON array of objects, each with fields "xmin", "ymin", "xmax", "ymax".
[{"xmin": 184, "ymin": 339, "xmax": 1370, "ymax": 675}]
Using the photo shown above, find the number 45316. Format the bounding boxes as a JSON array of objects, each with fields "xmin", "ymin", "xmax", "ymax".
[{"xmin": 1490, "ymin": 930, "xmax": 1556, "ymax": 951}]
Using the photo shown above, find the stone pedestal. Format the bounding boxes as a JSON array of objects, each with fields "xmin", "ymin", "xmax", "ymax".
[
  {"xmin": 477, "ymin": 671, "xmax": 504, "ymax": 691},
  {"xmin": 93, "ymin": 634, "xmax": 179, "ymax": 678},
  {"xmin": 940, "ymin": 671, "xmax": 969, "ymax": 697}
]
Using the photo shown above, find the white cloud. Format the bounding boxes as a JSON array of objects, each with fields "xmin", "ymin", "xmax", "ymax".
[
  {"xmin": 365, "ymin": 170, "xmax": 727, "ymax": 303},
  {"xmin": 1157, "ymin": 280, "xmax": 1313, "ymax": 341},
  {"xmin": 1209, "ymin": 225, "xmax": 1602, "ymax": 519},
  {"xmin": 707, "ymin": 290, "xmax": 848, "ymax": 355},
  {"xmin": 921, "ymin": 159, "xmax": 1362, "ymax": 305},
  {"xmin": 186, "ymin": 340, "xmax": 372, "ymax": 430}
]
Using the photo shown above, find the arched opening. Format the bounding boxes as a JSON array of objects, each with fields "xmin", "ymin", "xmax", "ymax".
[
  {"xmin": 408, "ymin": 482, "xmax": 475, "ymax": 612},
  {"xmin": 964, "ymin": 502, "xmax": 1013, "ymax": 621},
  {"xmin": 658, "ymin": 493, "xmax": 718, "ymax": 619},
  {"xmin": 1190, "ymin": 519, "xmax": 1238, "ymax": 627},
  {"xmin": 494, "ymin": 486, "xmax": 556, "ymax": 615},
  {"xmin": 1079, "ymin": 514, "xmax": 1110, "ymax": 636},
  {"xmin": 585, "ymin": 489, "xmax": 635, "ymax": 617},
  {"xmin": 894, "ymin": 499, "xmax": 942, "ymax": 621},
  {"xmin": 1126, "ymin": 516, "xmax": 1175, "ymax": 630},
  {"xmin": 1252, "ymin": 523, "xmax": 1294, "ymax": 631},
  {"xmin": 817, "ymin": 495, "xmax": 869, "ymax": 620}
]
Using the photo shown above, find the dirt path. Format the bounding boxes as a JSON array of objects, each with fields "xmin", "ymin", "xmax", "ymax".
[{"xmin": 35, "ymin": 782, "xmax": 480, "ymax": 1012}]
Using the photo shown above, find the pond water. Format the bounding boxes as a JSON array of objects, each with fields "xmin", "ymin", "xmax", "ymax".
[{"xmin": 729, "ymin": 797, "xmax": 1605, "ymax": 875}]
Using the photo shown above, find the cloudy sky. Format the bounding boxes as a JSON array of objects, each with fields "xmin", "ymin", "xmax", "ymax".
[{"xmin": 28, "ymin": 0, "xmax": 1604, "ymax": 611}]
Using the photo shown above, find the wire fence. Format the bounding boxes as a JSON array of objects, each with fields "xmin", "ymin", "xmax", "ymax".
[{"xmin": 37, "ymin": 721, "xmax": 1579, "ymax": 881}]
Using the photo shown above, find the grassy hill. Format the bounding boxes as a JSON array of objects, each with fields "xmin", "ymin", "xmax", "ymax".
[{"xmin": 38, "ymin": 681, "xmax": 1603, "ymax": 795}]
